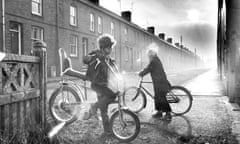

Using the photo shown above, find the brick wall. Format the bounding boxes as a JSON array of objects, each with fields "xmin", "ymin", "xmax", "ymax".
[{"xmin": 1, "ymin": 0, "xmax": 202, "ymax": 77}]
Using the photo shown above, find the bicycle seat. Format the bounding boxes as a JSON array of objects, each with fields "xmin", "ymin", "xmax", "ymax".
[{"xmin": 59, "ymin": 48, "xmax": 73, "ymax": 76}]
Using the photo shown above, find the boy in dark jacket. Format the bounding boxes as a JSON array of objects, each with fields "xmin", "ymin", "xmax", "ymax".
[
  {"xmin": 83, "ymin": 34, "xmax": 119, "ymax": 137},
  {"xmin": 139, "ymin": 46, "xmax": 172, "ymax": 120}
]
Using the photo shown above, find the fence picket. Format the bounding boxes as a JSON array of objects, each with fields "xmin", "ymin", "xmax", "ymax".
[{"xmin": 0, "ymin": 106, "xmax": 5, "ymax": 133}]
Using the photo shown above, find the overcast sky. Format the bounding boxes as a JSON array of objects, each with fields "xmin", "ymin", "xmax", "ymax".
[{"xmin": 100, "ymin": 0, "xmax": 218, "ymax": 60}]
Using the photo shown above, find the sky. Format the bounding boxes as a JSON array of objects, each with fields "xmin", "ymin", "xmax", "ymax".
[{"xmin": 100, "ymin": 0, "xmax": 218, "ymax": 60}]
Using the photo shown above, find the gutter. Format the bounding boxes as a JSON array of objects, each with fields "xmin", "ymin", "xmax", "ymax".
[{"xmin": 2, "ymin": 0, "xmax": 5, "ymax": 52}]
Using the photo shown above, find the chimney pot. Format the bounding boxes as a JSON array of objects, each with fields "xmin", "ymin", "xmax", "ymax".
[
  {"xmin": 88, "ymin": 0, "xmax": 99, "ymax": 5},
  {"xmin": 147, "ymin": 26, "xmax": 155, "ymax": 35},
  {"xmin": 121, "ymin": 11, "xmax": 132, "ymax": 22},
  {"xmin": 158, "ymin": 33, "xmax": 165, "ymax": 40},
  {"xmin": 167, "ymin": 38, "xmax": 173, "ymax": 44}
]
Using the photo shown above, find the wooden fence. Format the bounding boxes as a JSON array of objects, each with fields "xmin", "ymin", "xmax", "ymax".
[{"xmin": 0, "ymin": 41, "xmax": 47, "ymax": 135}]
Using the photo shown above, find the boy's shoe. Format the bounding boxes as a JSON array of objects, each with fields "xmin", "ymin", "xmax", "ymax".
[
  {"xmin": 152, "ymin": 111, "xmax": 163, "ymax": 118},
  {"xmin": 163, "ymin": 112, "xmax": 172, "ymax": 121}
]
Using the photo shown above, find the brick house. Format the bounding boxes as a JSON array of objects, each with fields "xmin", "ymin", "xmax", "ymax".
[{"xmin": 0, "ymin": 0, "xmax": 201, "ymax": 77}]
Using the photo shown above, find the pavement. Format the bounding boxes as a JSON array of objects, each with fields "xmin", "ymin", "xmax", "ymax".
[{"xmin": 47, "ymin": 68, "xmax": 240, "ymax": 143}]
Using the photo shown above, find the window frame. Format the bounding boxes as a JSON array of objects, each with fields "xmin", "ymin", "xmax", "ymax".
[
  {"xmin": 124, "ymin": 27, "xmax": 128, "ymax": 41},
  {"xmin": 110, "ymin": 22, "xmax": 115, "ymax": 36},
  {"xmin": 31, "ymin": 26, "xmax": 44, "ymax": 41},
  {"xmin": 82, "ymin": 37, "xmax": 89, "ymax": 57},
  {"xmin": 32, "ymin": 0, "xmax": 42, "ymax": 16},
  {"xmin": 70, "ymin": 5, "xmax": 77, "ymax": 26},
  {"xmin": 9, "ymin": 22, "xmax": 22, "ymax": 55},
  {"xmin": 69, "ymin": 35, "xmax": 78, "ymax": 57},
  {"xmin": 97, "ymin": 16, "xmax": 102, "ymax": 33},
  {"xmin": 90, "ymin": 13, "xmax": 95, "ymax": 32}
]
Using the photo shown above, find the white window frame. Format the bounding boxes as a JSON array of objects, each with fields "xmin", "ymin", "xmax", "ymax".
[
  {"xmin": 90, "ymin": 13, "xmax": 95, "ymax": 32},
  {"xmin": 32, "ymin": 0, "xmax": 42, "ymax": 16},
  {"xmin": 9, "ymin": 22, "xmax": 22, "ymax": 55},
  {"xmin": 82, "ymin": 37, "xmax": 88, "ymax": 56},
  {"xmin": 70, "ymin": 6, "xmax": 77, "ymax": 26},
  {"xmin": 111, "ymin": 22, "xmax": 115, "ymax": 36},
  {"xmin": 70, "ymin": 35, "xmax": 78, "ymax": 57},
  {"xmin": 124, "ymin": 27, "xmax": 128, "ymax": 41},
  {"xmin": 31, "ymin": 26, "xmax": 44, "ymax": 41},
  {"xmin": 97, "ymin": 16, "xmax": 102, "ymax": 33}
]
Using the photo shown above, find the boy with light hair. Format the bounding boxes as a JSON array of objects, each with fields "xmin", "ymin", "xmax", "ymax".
[{"xmin": 139, "ymin": 43, "xmax": 172, "ymax": 120}]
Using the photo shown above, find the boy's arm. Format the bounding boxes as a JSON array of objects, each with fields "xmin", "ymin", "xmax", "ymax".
[{"xmin": 65, "ymin": 68, "xmax": 87, "ymax": 81}]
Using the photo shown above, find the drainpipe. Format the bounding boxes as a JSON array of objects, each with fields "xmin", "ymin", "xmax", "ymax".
[{"xmin": 2, "ymin": 0, "xmax": 5, "ymax": 52}]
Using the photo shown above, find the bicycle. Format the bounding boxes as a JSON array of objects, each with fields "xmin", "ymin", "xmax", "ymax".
[
  {"xmin": 48, "ymin": 48, "xmax": 140, "ymax": 142},
  {"xmin": 123, "ymin": 76, "xmax": 193, "ymax": 115}
]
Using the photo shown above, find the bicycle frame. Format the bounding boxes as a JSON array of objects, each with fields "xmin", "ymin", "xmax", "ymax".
[
  {"xmin": 58, "ymin": 48, "xmax": 127, "ymax": 122},
  {"xmin": 137, "ymin": 77, "xmax": 180, "ymax": 103},
  {"xmin": 137, "ymin": 77, "xmax": 155, "ymax": 99}
]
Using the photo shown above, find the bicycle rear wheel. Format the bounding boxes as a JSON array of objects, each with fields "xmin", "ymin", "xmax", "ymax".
[
  {"xmin": 167, "ymin": 86, "xmax": 193, "ymax": 115},
  {"xmin": 49, "ymin": 85, "xmax": 81, "ymax": 124},
  {"xmin": 110, "ymin": 109, "xmax": 140, "ymax": 143},
  {"xmin": 123, "ymin": 87, "xmax": 146, "ymax": 113}
]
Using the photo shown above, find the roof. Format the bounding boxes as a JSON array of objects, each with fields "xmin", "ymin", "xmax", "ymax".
[{"xmin": 78, "ymin": 0, "xmax": 196, "ymax": 56}]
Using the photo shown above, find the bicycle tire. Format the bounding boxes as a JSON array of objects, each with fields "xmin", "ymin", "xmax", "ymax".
[
  {"xmin": 167, "ymin": 86, "xmax": 193, "ymax": 115},
  {"xmin": 110, "ymin": 109, "xmax": 140, "ymax": 143},
  {"xmin": 49, "ymin": 85, "xmax": 81, "ymax": 124},
  {"xmin": 123, "ymin": 86, "xmax": 146, "ymax": 113}
]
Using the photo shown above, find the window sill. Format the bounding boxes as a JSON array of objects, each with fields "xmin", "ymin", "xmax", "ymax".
[
  {"xmin": 32, "ymin": 12, "xmax": 42, "ymax": 17},
  {"xmin": 70, "ymin": 54, "xmax": 78, "ymax": 58},
  {"xmin": 70, "ymin": 24, "xmax": 77, "ymax": 27}
]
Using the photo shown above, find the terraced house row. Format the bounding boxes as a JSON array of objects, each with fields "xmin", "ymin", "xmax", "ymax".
[{"xmin": 0, "ymin": 0, "xmax": 202, "ymax": 77}]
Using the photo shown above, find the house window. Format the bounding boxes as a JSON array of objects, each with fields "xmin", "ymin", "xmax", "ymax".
[
  {"xmin": 70, "ymin": 35, "xmax": 78, "ymax": 57},
  {"xmin": 9, "ymin": 22, "xmax": 22, "ymax": 55},
  {"xmin": 70, "ymin": 6, "xmax": 77, "ymax": 26},
  {"xmin": 31, "ymin": 26, "xmax": 43, "ymax": 41},
  {"xmin": 97, "ymin": 16, "xmax": 102, "ymax": 33},
  {"xmin": 90, "ymin": 13, "xmax": 95, "ymax": 32},
  {"xmin": 32, "ymin": 0, "xmax": 42, "ymax": 16},
  {"xmin": 110, "ymin": 22, "xmax": 115, "ymax": 36},
  {"xmin": 124, "ymin": 27, "xmax": 128, "ymax": 41},
  {"xmin": 82, "ymin": 37, "xmax": 88, "ymax": 56}
]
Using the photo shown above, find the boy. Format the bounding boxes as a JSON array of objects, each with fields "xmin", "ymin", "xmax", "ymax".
[
  {"xmin": 83, "ymin": 34, "xmax": 119, "ymax": 137},
  {"xmin": 139, "ymin": 44, "xmax": 172, "ymax": 120}
]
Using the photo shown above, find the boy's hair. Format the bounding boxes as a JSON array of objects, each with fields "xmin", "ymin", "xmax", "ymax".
[
  {"xmin": 147, "ymin": 43, "xmax": 159, "ymax": 56},
  {"xmin": 97, "ymin": 34, "xmax": 116, "ymax": 49}
]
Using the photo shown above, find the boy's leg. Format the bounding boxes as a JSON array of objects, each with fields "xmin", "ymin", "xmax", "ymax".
[{"xmin": 92, "ymin": 85, "xmax": 116, "ymax": 133}]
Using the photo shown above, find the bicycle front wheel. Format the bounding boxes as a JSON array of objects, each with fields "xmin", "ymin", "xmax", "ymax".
[
  {"xmin": 49, "ymin": 85, "xmax": 81, "ymax": 124},
  {"xmin": 123, "ymin": 86, "xmax": 146, "ymax": 113},
  {"xmin": 167, "ymin": 86, "xmax": 193, "ymax": 115},
  {"xmin": 110, "ymin": 109, "xmax": 140, "ymax": 143}
]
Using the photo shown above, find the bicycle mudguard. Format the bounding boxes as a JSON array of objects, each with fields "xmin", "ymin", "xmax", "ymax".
[
  {"xmin": 132, "ymin": 89, "xmax": 147, "ymax": 108},
  {"xmin": 171, "ymin": 86, "xmax": 193, "ymax": 101}
]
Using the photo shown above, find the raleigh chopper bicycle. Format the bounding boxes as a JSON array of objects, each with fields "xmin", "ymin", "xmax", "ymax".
[
  {"xmin": 123, "ymin": 76, "xmax": 193, "ymax": 115},
  {"xmin": 48, "ymin": 48, "xmax": 140, "ymax": 142}
]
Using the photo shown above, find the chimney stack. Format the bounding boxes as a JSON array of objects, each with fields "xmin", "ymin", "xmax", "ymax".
[
  {"xmin": 175, "ymin": 43, "xmax": 180, "ymax": 47},
  {"xmin": 121, "ymin": 11, "xmax": 132, "ymax": 22},
  {"xmin": 180, "ymin": 45, "xmax": 184, "ymax": 49},
  {"xmin": 88, "ymin": 0, "xmax": 99, "ymax": 5},
  {"xmin": 167, "ymin": 38, "xmax": 173, "ymax": 44},
  {"xmin": 158, "ymin": 33, "xmax": 165, "ymax": 40},
  {"xmin": 147, "ymin": 26, "xmax": 155, "ymax": 35}
]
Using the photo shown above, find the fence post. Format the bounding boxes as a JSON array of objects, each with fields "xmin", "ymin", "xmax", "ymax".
[{"xmin": 33, "ymin": 40, "xmax": 47, "ymax": 127}]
